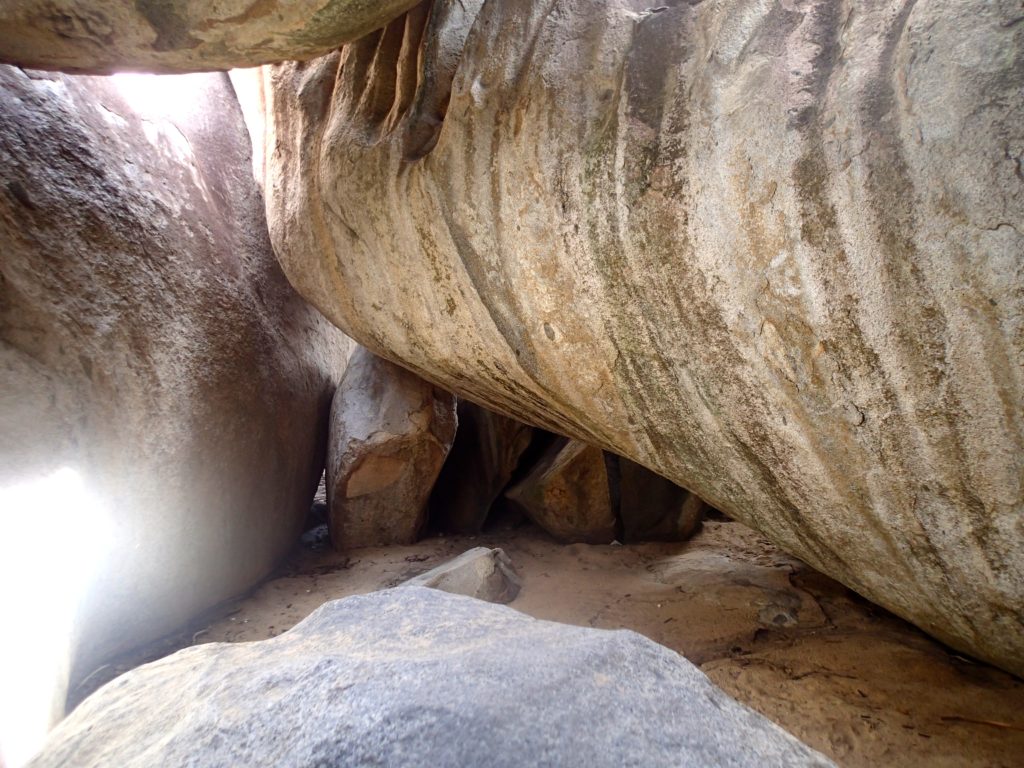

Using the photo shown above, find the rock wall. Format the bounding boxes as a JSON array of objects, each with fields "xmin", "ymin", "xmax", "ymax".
[
  {"xmin": 0, "ymin": 67, "xmax": 351, "ymax": 763},
  {"xmin": 251, "ymin": 0, "xmax": 1024, "ymax": 674}
]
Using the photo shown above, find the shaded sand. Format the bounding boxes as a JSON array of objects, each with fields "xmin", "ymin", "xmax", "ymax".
[{"xmin": 72, "ymin": 520, "xmax": 1024, "ymax": 767}]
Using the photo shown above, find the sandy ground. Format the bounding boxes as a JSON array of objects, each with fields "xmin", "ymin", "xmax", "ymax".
[{"xmin": 72, "ymin": 519, "xmax": 1024, "ymax": 767}]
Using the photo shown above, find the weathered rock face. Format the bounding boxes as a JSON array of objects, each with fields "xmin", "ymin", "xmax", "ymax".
[
  {"xmin": 29, "ymin": 588, "xmax": 834, "ymax": 768},
  {"xmin": 0, "ymin": 0, "xmax": 420, "ymax": 74},
  {"xmin": 0, "ymin": 67, "xmax": 350, "ymax": 763},
  {"xmin": 505, "ymin": 438, "xmax": 619, "ymax": 544},
  {"xmin": 253, "ymin": 0, "xmax": 1024, "ymax": 674},
  {"xmin": 613, "ymin": 456, "xmax": 705, "ymax": 544},
  {"xmin": 327, "ymin": 346, "xmax": 456, "ymax": 549},
  {"xmin": 431, "ymin": 400, "xmax": 533, "ymax": 533}
]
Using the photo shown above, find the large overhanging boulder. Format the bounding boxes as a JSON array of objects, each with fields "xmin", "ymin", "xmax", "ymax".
[
  {"xmin": 0, "ymin": 67, "xmax": 351, "ymax": 765},
  {"xmin": 247, "ymin": 0, "xmax": 1024, "ymax": 674},
  {"xmin": 0, "ymin": 0, "xmax": 420, "ymax": 74}
]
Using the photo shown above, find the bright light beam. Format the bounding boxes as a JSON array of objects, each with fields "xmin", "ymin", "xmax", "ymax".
[
  {"xmin": 0, "ymin": 468, "xmax": 114, "ymax": 768},
  {"xmin": 109, "ymin": 72, "xmax": 204, "ymax": 118}
]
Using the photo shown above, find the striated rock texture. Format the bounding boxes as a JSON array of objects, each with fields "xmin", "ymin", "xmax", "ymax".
[
  {"xmin": 0, "ymin": 67, "xmax": 350, "ymax": 761},
  {"xmin": 253, "ymin": 0, "xmax": 1024, "ymax": 674},
  {"xmin": 326, "ymin": 346, "xmax": 456, "ymax": 549},
  {"xmin": 505, "ymin": 438, "xmax": 620, "ymax": 544},
  {"xmin": 0, "ymin": 0, "xmax": 420, "ymax": 74},
  {"xmin": 29, "ymin": 588, "xmax": 834, "ymax": 768},
  {"xmin": 431, "ymin": 400, "xmax": 533, "ymax": 533}
]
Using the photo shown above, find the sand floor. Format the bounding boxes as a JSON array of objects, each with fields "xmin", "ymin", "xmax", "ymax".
[{"xmin": 72, "ymin": 519, "xmax": 1024, "ymax": 767}]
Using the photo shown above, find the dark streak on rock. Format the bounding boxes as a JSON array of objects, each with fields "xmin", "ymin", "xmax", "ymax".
[{"xmin": 134, "ymin": 0, "xmax": 201, "ymax": 52}]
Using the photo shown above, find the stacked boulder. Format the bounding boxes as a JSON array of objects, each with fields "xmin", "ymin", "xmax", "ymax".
[
  {"xmin": 0, "ymin": 0, "xmax": 1021, "ymax": 687},
  {"xmin": 504, "ymin": 438, "xmax": 619, "ymax": 544},
  {"xmin": 326, "ymin": 347, "xmax": 457, "ymax": 549},
  {"xmin": 612, "ymin": 454, "xmax": 708, "ymax": 544},
  {"xmin": 504, "ymin": 437, "xmax": 708, "ymax": 545},
  {"xmin": 430, "ymin": 400, "xmax": 533, "ymax": 534},
  {"xmin": 240, "ymin": 0, "xmax": 1024, "ymax": 676},
  {"xmin": 324, "ymin": 367, "xmax": 708, "ymax": 550}
]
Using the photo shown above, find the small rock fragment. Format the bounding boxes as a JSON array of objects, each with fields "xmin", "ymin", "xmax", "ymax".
[{"xmin": 402, "ymin": 547, "xmax": 521, "ymax": 604}]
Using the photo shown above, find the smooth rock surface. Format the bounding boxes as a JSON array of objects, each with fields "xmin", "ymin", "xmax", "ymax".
[
  {"xmin": 613, "ymin": 456, "xmax": 705, "ymax": 543},
  {"xmin": 0, "ymin": 67, "xmax": 350, "ymax": 764},
  {"xmin": 431, "ymin": 400, "xmax": 533, "ymax": 533},
  {"xmin": 402, "ymin": 546, "xmax": 521, "ymax": 603},
  {"xmin": 505, "ymin": 438, "xmax": 619, "ymax": 544},
  {"xmin": 327, "ymin": 347, "xmax": 457, "ymax": 549},
  {"xmin": 254, "ymin": 0, "xmax": 1024, "ymax": 673},
  {"xmin": 30, "ymin": 588, "xmax": 834, "ymax": 768},
  {"xmin": 0, "ymin": 0, "xmax": 420, "ymax": 74}
]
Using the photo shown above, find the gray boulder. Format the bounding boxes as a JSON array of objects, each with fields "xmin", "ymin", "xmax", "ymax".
[
  {"xmin": 327, "ymin": 347, "xmax": 457, "ymax": 549},
  {"xmin": 402, "ymin": 547, "xmax": 521, "ymax": 603},
  {"xmin": 30, "ymin": 588, "xmax": 834, "ymax": 768}
]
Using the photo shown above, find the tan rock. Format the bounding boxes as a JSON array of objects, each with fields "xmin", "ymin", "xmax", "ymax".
[
  {"xmin": 0, "ymin": 67, "xmax": 351, "ymax": 763},
  {"xmin": 27, "ymin": 589, "xmax": 834, "ymax": 768},
  {"xmin": 254, "ymin": 1, "xmax": 1024, "ymax": 674},
  {"xmin": 505, "ymin": 439, "xmax": 618, "ymax": 544},
  {"xmin": 0, "ymin": 0, "xmax": 420, "ymax": 74},
  {"xmin": 327, "ymin": 347, "xmax": 456, "ymax": 549},
  {"xmin": 430, "ymin": 401, "xmax": 533, "ymax": 533}
]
